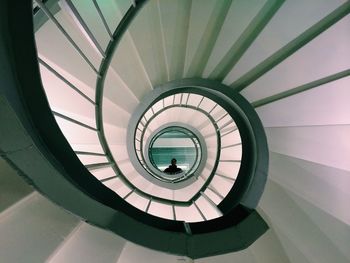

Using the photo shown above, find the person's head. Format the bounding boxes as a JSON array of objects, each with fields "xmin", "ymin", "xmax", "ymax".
[{"xmin": 171, "ymin": 158, "xmax": 177, "ymax": 166}]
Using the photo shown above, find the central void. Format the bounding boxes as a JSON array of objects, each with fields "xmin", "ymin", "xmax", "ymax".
[{"xmin": 149, "ymin": 127, "xmax": 201, "ymax": 177}]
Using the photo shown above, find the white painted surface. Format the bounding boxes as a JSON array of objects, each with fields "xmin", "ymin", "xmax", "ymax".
[
  {"xmin": 0, "ymin": 193, "xmax": 79, "ymax": 263},
  {"xmin": 256, "ymin": 76, "xmax": 350, "ymax": 127},
  {"xmin": 127, "ymin": 0, "xmax": 168, "ymax": 86},
  {"xmin": 48, "ymin": 223, "xmax": 126, "ymax": 263},
  {"xmin": 117, "ymin": 242, "xmax": 183, "ymax": 263},
  {"xmin": 35, "ymin": 11, "xmax": 99, "ymax": 91},
  {"xmin": 249, "ymin": 228, "xmax": 290, "ymax": 263},
  {"xmin": 110, "ymin": 31, "xmax": 153, "ymax": 99},
  {"xmin": 184, "ymin": 0, "xmax": 218, "ymax": 76},
  {"xmin": 242, "ymin": 15, "xmax": 350, "ymax": 102},
  {"xmin": 104, "ymin": 68, "xmax": 139, "ymax": 114},
  {"xmin": 225, "ymin": 0, "xmax": 347, "ymax": 85},
  {"xmin": 259, "ymin": 180, "xmax": 350, "ymax": 263},
  {"xmin": 159, "ymin": 0, "xmax": 191, "ymax": 81},
  {"xmin": 271, "ymin": 226, "xmax": 312, "ymax": 263},
  {"xmin": 196, "ymin": 248, "xmax": 255, "ymax": 263},
  {"xmin": 265, "ymin": 125, "xmax": 350, "ymax": 171},
  {"xmin": 203, "ymin": 0, "xmax": 267, "ymax": 78},
  {"xmin": 269, "ymin": 152, "xmax": 350, "ymax": 225},
  {"xmin": 288, "ymin": 192, "xmax": 350, "ymax": 261}
]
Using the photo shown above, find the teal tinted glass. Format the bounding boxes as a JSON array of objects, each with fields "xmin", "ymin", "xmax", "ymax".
[{"xmin": 149, "ymin": 129, "xmax": 200, "ymax": 173}]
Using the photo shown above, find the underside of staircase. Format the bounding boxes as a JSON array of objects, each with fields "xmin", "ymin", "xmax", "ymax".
[{"xmin": 1, "ymin": 0, "xmax": 350, "ymax": 262}]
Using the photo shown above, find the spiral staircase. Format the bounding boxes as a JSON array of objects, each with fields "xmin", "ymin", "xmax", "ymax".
[{"xmin": 1, "ymin": 0, "xmax": 350, "ymax": 262}]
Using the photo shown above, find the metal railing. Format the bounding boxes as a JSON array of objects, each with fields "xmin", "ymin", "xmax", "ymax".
[
  {"xmin": 34, "ymin": 0, "xmax": 241, "ymax": 222},
  {"xmin": 130, "ymin": 92, "xmax": 242, "ymax": 220},
  {"xmin": 145, "ymin": 126, "xmax": 202, "ymax": 183}
]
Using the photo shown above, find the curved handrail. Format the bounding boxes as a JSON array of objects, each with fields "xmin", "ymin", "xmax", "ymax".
[
  {"xmin": 0, "ymin": 0, "xmax": 269, "ymax": 257},
  {"xmin": 127, "ymin": 85, "xmax": 258, "ymax": 208},
  {"xmin": 32, "ymin": 0, "xmax": 268, "ymax": 224},
  {"xmin": 138, "ymin": 104, "xmax": 214, "ymax": 185},
  {"xmin": 33, "ymin": 0, "xmax": 249, "ymax": 218},
  {"xmin": 144, "ymin": 125, "xmax": 203, "ymax": 183}
]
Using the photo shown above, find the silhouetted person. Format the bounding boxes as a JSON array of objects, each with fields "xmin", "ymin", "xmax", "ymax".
[{"xmin": 164, "ymin": 158, "xmax": 182, "ymax": 174}]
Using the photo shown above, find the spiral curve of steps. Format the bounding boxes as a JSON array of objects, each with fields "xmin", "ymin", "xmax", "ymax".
[{"xmin": 1, "ymin": 0, "xmax": 350, "ymax": 262}]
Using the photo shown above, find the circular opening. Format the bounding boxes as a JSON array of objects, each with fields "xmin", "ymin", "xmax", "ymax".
[{"xmin": 149, "ymin": 127, "xmax": 201, "ymax": 178}]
